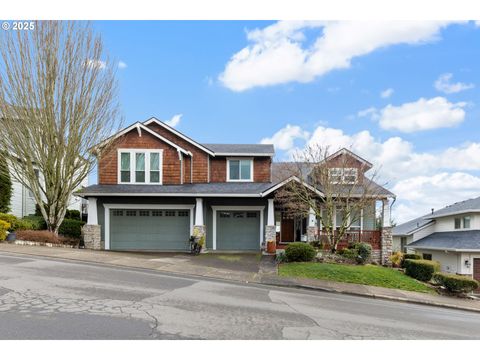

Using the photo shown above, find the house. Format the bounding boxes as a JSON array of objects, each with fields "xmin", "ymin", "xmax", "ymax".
[
  {"xmin": 78, "ymin": 118, "xmax": 395, "ymax": 263},
  {"xmin": 392, "ymin": 214, "xmax": 434, "ymax": 253},
  {"xmin": 395, "ymin": 197, "xmax": 480, "ymax": 283}
]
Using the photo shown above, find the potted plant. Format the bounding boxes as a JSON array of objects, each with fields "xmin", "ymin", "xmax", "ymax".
[{"xmin": 266, "ymin": 240, "xmax": 276, "ymax": 254}]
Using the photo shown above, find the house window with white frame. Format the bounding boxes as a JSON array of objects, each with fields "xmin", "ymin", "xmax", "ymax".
[
  {"xmin": 349, "ymin": 208, "xmax": 361, "ymax": 230},
  {"xmin": 328, "ymin": 167, "xmax": 358, "ymax": 184},
  {"xmin": 227, "ymin": 159, "xmax": 253, "ymax": 181},
  {"xmin": 119, "ymin": 150, "xmax": 162, "ymax": 184}
]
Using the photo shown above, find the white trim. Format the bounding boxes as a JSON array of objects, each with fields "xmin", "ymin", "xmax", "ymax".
[
  {"xmin": 320, "ymin": 148, "xmax": 373, "ymax": 168},
  {"xmin": 81, "ymin": 192, "xmax": 263, "ymax": 198},
  {"xmin": 407, "ymin": 246, "xmax": 480, "ymax": 253},
  {"xmin": 143, "ymin": 117, "xmax": 215, "ymax": 156},
  {"xmin": 195, "ymin": 198, "xmax": 204, "ymax": 226},
  {"xmin": 267, "ymin": 199, "xmax": 275, "ymax": 226},
  {"xmin": 103, "ymin": 203, "xmax": 195, "ymax": 250},
  {"xmin": 117, "ymin": 149, "xmax": 164, "ymax": 185},
  {"xmin": 260, "ymin": 176, "xmax": 324, "ymax": 197},
  {"xmin": 214, "ymin": 152, "xmax": 275, "ymax": 157},
  {"xmin": 226, "ymin": 157, "xmax": 254, "ymax": 182},
  {"xmin": 87, "ymin": 197, "xmax": 98, "ymax": 225},
  {"xmin": 94, "ymin": 122, "xmax": 192, "ymax": 156},
  {"xmin": 211, "ymin": 205, "xmax": 265, "ymax": 250}
]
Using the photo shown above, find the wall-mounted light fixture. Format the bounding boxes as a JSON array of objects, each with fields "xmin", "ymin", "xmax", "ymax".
[{"xmin": 465, "ymin": 259, "xmax": 471, "ymax": 268}]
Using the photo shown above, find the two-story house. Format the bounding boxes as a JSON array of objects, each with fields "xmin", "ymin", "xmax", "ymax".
[
  {"xmin": 394, "ymin": 197, "xmax": 480, "ymax": 282},
  {"xmin": 79, "ymin": 118, "xmax": 395, "ymax": 263}
]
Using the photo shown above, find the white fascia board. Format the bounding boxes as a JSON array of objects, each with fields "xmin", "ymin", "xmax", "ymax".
[
  {"xmin": 260, "ymin": 176, "xmax": 324, "ymax": 197},
  {"xmin": 143, "ymin": 117, "xmax": 215, "ymax": 156},
  {"xmin": 78, "ymin": 192, "xmax": 263, "ymax": 198},
  {"xmin": 406, "ymin": 245, "xmax": 480, "ymax": 253}
]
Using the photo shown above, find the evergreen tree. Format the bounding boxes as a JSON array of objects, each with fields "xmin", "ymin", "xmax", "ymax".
[{"xmin": 0, "ymin": 153, "xmax": 12, "ymax": 213}]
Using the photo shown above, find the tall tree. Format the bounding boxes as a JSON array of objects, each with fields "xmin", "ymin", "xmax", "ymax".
[
  {"xmin": 0, "ymin": 152, "xmax": 12, "ymax": 213},
  {"xmin": 275, "ymin": 145, "xmax": 386, "ymax": 252},
  {"xmin": 0, "ymin": 21, "xmax": 121, "ymax": 232}
]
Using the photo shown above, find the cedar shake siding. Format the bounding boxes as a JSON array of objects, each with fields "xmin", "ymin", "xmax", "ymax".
[
  {"xmin": 210, "ymin": 157, "xmax": 271, "ymax": 183},
  {"xmin": 147, "ymin": 123, "xmax": 209, "ymax": 183},
  {"xmin": 98, "ymin": 130, "xmax": 182, "ymax": 185}
]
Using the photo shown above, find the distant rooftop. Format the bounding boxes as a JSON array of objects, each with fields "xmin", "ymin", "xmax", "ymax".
[
  {"xmin": 392, "ymin": 214, "xmax": 434, "ymax": 236},
  {"xmin": 203, "ymin": 143, "xmax": 274, "ymax": 156},
  {"xmin": 426, "ymin": 196, "xmax": 480, "ymax": 219}
]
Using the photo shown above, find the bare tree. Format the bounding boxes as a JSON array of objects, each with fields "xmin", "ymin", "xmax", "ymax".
[
  {"xmin": 275, "ymin": 145, "xmax": 386, "ymax": 252},
  {"xmin": 0, "ymin": 21, "xmax": 121, "ymax": 233}
]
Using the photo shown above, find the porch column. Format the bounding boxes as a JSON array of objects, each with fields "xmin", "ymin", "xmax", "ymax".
[
  {"xmin": 265, "ymin": 198, "xmax": 276, "ymax": 252},
  {"xmin": 82, "ymin": 197, "xmax": 101, "ymax": 250},
  {"xmin": 381, "ymin": 198, "xmax": 393, "ymax": 265},
  {"xmin": 307, "ymin": 207, "xmax": 317, "ymax": 242},
  {"xmin": 193, "ymin": 198, "xmax": 206, "ymax": 250}
]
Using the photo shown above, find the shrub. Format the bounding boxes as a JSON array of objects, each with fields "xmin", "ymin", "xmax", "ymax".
[
  {"xmin": 16, "ymin": 230, "xmax": 79, "ymax": 246},
  {"xmin": 0, "ymin": 212, "xmax": 18, "ymax": 231},
  {"xmin": 401, "ymin": 253, "xmax": 421, "ymax": 268},
  {"xmin": 338, "ymin": 247, "xmax": 356, "ymax": 259},
  {"xmin": 59, "ymin": 219, "xmax": 85, "ymax": 239},
  {"xmin": 21, "ymin": 215, "xmax": 47, "ymax": 230},
  {"xmin": 0, "ymin": 154, "xmax": 12, "ymax": 213},
  {"xmin": 404, "ymin": 259, "xmax": 440, "ymax": 282},
  {"xmin": 64, "ymin": 209, "xmax": 81, "ymax": 220},
  {"xmin": 390, "ymin": 251, "xmax": 404, "ymax": 267},
  {"xmin": 433, "ymin": 272, "xmax": 479, "ymax": 293},
  {"xmin": 0, "ymin": 219, "xmax": 10, "ymax": 241},
  {"xmin": 285, "ymin": 243, "xmax": 316, "ymax": 262},
  {"xmin": 309, "ymin": 240, "xmax": 323, "ymax": 250},
  {"xmin": 352, "ymin": 242, "xmax": 372, "ymax": 264}
]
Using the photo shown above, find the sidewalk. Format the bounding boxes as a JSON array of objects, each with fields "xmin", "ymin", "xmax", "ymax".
[{"xmin": 1, "ymin": 243, "xmax": 479, "ymax": 313}]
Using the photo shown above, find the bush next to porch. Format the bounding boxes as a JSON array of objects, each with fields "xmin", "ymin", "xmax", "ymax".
[
  {"xmin": 337, "ymin": 242, "xmax": 372, "ymax": 264},
  {"xmin": 58, "ymin": 219, "xmax": 85, "ymax": 239},
  {"xmin": 285, "ymin": 243, "xmax": 316, "ymax": 262},
  {"xmin": 404, "ymin": 259, "xmax": 440, "ymax": 282},
  {"xmin": 401, "ymin": 253, "xmax": 421, "ymax": 268},
  {"xmin": 433, "ymin": 272, "xmax": 479, "ymax": 293}
]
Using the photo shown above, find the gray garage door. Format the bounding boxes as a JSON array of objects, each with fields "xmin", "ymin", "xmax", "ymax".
[
  {"xmin": 216, "ymin": 211, "xmax": 260, "ymax": 251},
  {"xmin": 110, "ymin": 209, "xmax": 191, "ymax": 251}
]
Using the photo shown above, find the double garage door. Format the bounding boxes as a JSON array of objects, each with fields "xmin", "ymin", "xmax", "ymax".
[{"xmin": 109, "ymin": 208, "xmax": 261, "ymax": 251}]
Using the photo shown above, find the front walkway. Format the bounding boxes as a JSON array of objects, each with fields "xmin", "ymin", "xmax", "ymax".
[{"xmin": 1, "ymin": 243, "xmax": 479, "ymax": 313}]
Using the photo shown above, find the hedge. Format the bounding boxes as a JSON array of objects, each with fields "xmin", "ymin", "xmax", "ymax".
[
  {"xmin": 433, "ymin": 272, "xmax": 479, "ymax": 293},
  {"xmin": 404, "ymin": 259, "xmax": 440, "ymax": 282},
  {"xmin": 401, "ymin": 253, "xmax": 422, "ymax": 268},
  {"xmin": 285, "ymin": 243, "xmax": 316, "ymax": 262},
  {"xmin": 0, "ymin": 219, "xmax": 10, "ymax": 241},
  {"xmin": 58, "ymin": 219, "xmax": 85, "ymax": 239}
]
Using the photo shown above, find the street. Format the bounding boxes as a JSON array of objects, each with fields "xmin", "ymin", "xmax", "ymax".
[{"xmin": 0, "ymin": 252, "xmax": 479, "ymax": 340}]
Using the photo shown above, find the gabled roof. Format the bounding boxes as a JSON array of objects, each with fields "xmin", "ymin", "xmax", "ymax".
[
  {"xmin": 260, "ymin": 176, "xmax": 324, "ymax": 197},
  {"xmin": 407, "ymin": 230, "xmax": 480, "ymax": 252},
  {"xmin": 392, "ymin": 214, "xmax": 434, "ymax": 236},
  {"xmin": 425, "ymin": 196, "xmax": 480, "ymax": 219},
  {"xmin": 143, "ymin": 117, "xmax": 215, "ymax": 156},
  {"xmin": 320, "ymin": 148, "xmax": 373, "ymax": 170},
  {"xmin": 203, "ymin": 143, "xmax": 274, "ymax": 156},
  {"xmin": 93, "ymin": 122, "xmax": 192, "ymax": 156}
]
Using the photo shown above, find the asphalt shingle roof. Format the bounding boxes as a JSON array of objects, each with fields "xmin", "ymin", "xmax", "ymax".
[
  {"xmin": 203, "ymin": 144, "xmax": 274, "ymax": 155},
  {"xmin": 392, "ymin": 215, "xmax": 434, "ymax": 236},
  {"xmin": 78, "ymin": 182, "xmax": 275, "ymax": 197},
  {"xmin": 407, "ymin": 230, "xmax": 480, "ymax": 252},
  {"xmin": 427, "ymin": 196, "xmax": 480, "ymax": 219}
]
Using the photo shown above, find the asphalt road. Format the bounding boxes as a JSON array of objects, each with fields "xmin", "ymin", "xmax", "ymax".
[{"xmin": 1, "ymin": 252, "xmax": 480, "ymax": 340}]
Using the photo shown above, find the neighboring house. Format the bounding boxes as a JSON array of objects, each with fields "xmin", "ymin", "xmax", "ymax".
[
  {"xmin": 395, "ymin": 197, "xmax": 480, "ymax": 282},
  {"xmin": 78, "ymin": 118, "xmax": 395, "ymax": 263},
  {"xmin": 392, "ymin": 214, "xmax": 434, "ymax": 253}
]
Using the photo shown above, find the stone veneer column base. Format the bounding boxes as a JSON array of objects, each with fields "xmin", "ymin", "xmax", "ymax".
[
  {"xmin": 82, "ymin": 224, "xmax": 102, "ymax": 250},
  {"xmin": 265, "ymin": 225, "xmax": 276, "ymax": 251},
  {"xmin": 307, "ymin": 226, "xmax": 318, "ymax": 242},
  {"xmin": 381, "ymin": 227, "xmax": 393, "ymax": 266}
]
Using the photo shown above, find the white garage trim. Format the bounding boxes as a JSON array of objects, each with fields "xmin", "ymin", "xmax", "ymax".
[
  {"xmin": 211, "ymin": 205, "xmax": 265, "ymax": 251},
  {"xmin": 103, "ymin": 203, "xmax": 195, "ymax": 250}
]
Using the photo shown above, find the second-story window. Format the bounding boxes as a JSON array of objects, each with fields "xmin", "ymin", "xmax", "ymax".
[
  {"xmin": 228, "ymin": 159, "xmax": 253, "ymax": 181},
  {"xmin": 328, "ymin": 168, "xmax": 358, "ymax": 184},
  {"xmin": 463, "ymin": 216, "xmax": 471, "ymax": 229},
  {"xmin": 119, "ymin": 149, "xmax": 162, "ymax": 184}
]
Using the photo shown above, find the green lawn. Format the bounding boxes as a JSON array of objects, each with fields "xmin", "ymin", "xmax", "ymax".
[{"xmin": 279, "ymin": 262, "xmax": 434, "ymax": 293}]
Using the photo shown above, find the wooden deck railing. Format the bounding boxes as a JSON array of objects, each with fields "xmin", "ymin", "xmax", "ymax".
[{"xmin": 317, "ymin": 229, "xmax": 381, "ymax": 250}]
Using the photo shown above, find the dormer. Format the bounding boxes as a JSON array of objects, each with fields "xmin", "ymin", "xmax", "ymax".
[{"xmin": 320, "ymin": 148, "xmax": 372, "ymax": 184}]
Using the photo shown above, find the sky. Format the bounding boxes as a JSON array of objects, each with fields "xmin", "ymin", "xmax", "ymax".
[{"xmin": 91, "ymin": 20, "xmax": 480, "ymax": 223}]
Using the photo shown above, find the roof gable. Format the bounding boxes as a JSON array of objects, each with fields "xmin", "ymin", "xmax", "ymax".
[{"xmin": 320, "ymin": 148, "xmax": 373, "ymax": 170}]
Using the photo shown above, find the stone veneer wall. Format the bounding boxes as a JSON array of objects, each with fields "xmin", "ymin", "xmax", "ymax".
[
  {"xmin": 381, "ymin": 227, "xmax": 393, "ymax": 265},
  {"xmin": 307, "ymin": 226, "xmax": 317, "ymax": 242},
  {"xmin": 82, "ymin": 224, "xmax": 102, "ymax": 250}
]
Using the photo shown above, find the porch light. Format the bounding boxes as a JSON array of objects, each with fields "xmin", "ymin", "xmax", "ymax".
[{"xmin": 464, "ymin": 259, "xmax": 470, "ymax": 268}]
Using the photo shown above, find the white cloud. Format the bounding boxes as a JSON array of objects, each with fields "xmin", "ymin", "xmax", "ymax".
[
  {"xmin": 475, "ymin": 21, "xmax": 480, "ymax": 27},
  {"xmin": 380, "ymin": 88, "xmax": 394, "ymax": 98},
  {"xmin": 165, "ymin": 114, "xmax": 182, "ymax": 128},
  {"xmin": 434, "ymin": 73, "xmax": 474, "ymax": 94},
  {"xmin": 260, "ymin": 124, "xmax": 309, "ymax": 151},
  {"xmin": 220, "ymin": 21, "xmax": 461, "ymax": 91},
  {"xmin": 118, "ymin": 61, "xmax": 128, "ymax": 69},
  {"xmin": 264, "ymin": 123, "xmax": 480, "ymax": 223},
  {"xmin": 86, "ymin": 59, "xmax": 106, "ymax": 70},
  {"xmin": 362, "ymin": 97, "xmax": 466, "ymax": 133}
]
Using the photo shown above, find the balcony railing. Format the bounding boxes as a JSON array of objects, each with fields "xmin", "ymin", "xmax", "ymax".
[{"xmin": 317, "ymin": 229, "xmax": 381, "ymax": 250}]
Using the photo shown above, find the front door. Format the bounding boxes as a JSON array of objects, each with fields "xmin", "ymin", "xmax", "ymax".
[{"xmin": 281, "ymin": 219, "xmax": 294, "ymax": 242}]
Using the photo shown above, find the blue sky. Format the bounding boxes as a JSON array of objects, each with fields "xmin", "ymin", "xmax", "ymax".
[{"xmin": 91, "ymin": 21, "xmax": 480, "ymax": 222}]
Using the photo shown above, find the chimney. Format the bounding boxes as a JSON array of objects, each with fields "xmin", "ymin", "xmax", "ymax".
[{"xmin": 431, "ymin": 208, "xmax": 434, "ymax": 214}]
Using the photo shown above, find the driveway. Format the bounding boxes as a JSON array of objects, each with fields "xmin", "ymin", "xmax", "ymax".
[{"xmin": 1, "ymin": 252, "xmax": 480, "ymax": 339}]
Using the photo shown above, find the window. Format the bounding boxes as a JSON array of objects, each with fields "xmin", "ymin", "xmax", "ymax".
[
  {"xmin": 228, "ymin": 159, "xmax": 253, "ymax": 181},
  {"xmin": 219, "ymin": 212, "xmax": 231, "ymax": 218},
  {"xmin": 349, "ymin": 209, "xmax": 361, "ymax": 230},
  {"xmin": 178, "ymin": 210, "xmax": 189, "ymax": 217},
  {"xmin": 454, "ymin": 218, "xmax": 461, "ymax": 229},
  {"xmin": 246, "ymin": 212, "xmax": 257, "ymax": 218},
  {"xmin": 112, "ymin": 210, "xmax": 123, "ymax": 216},
  {"xmin": 463, "ymin": 216, "xmax": 471, "ymax": 229},
  {"xmin": 422, "ymin": 253, "xmax": 432, "ymax": 261},
  {"xmin": 335, "ymin": 208, "xmax": 344, "ymax": 229},
  {"xmin": 328, "ymin": 168, "xmax": 358, "ymax": 184},
  {"xmin": 126, "ymin": 210, "xmax": 136, "ymax": 217},
  {"xmin": 165, "ymin": 211, "xmax": 175, "ymax": 217},
  {"xmin": 139, "ymin": 210, "xmax": 149, "ymax": 216},
  {"xmin": 152, "ymin": 210, "xmax": 162, "ymax": 216},
  {"xmin": 150, "ymin": 152, "xmax": 160, "ymax": 183},
  {"xmin": 135, "ymin": 153, "xmax": 146, "ymax": 183},
  {"xmin": 233, "ymin": 212, "xmax": 245, "ymax": 218},
  {"xmin": 120, "ymin": 152, "xmax": 131, "ymax": 183},
  {"xmin": 400, "ymin": 237, "xmax": 407, "ymax": 253}
]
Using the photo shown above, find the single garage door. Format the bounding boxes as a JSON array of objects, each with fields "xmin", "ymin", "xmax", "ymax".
[
  {"xmin": 110, "ymin": 209, "xmax": 191, "ymax": 251},
  {"xmin": 216, "ymin": 211, "xmax": 260, "ymax": 251}
]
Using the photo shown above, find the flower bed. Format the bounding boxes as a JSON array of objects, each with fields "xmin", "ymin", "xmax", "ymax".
[{"xmin": 14, "ymin": 230, "xmax": 79, "ymax": 248}]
